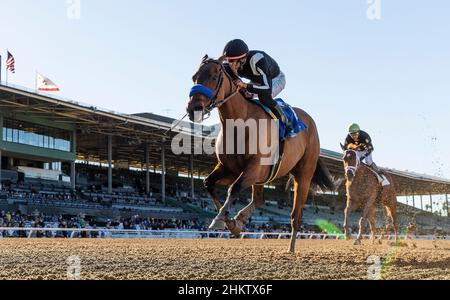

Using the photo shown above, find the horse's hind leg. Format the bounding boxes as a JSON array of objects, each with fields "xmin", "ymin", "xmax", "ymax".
[
  {"xmin": 230, "ymin": 185, "xmax": 265, "ymax": 235},
  {"xmin": 367, "ymin": 209, "xmax": 380, "ymax": 244},
  {"xmin": 289, "ymin": 171, "xmax": 315, "ymax": 253},
  {"xmin": 355, "ymin": 199, "xmax": 376, "ymax": 245},
  {"xmin": 385, "ymin": 203, "xmax": 398, "ymax": 242}
]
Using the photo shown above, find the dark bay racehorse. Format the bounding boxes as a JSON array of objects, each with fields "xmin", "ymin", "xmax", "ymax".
[
  {"xmin": 187, "ymin": 55, "xmax": 335, "ymax": 253},
  {"xmin": 341, "ymin": 145, "xmax": 399, "ymax": 245}
]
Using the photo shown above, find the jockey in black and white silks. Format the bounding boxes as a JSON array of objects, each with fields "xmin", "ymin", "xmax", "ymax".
[{"xmin": 222, "ymin": 39, "xmax": 291, "ymax": 130}]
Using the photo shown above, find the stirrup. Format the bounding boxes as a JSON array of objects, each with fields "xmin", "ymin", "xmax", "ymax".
[{"xmin": 381, "ymin": 175, "xmax": 390, "ymax": 186}]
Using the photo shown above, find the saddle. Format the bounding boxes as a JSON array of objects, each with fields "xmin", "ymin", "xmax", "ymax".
[{"xmin": 248, "ymin": 98, "xmax": 307, "ymax": 140}]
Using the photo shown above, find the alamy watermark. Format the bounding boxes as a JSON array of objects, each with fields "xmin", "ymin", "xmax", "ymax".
[
  {"xmin": 171, "ymin": 112, "xmax": 281, "ymax": 166},
  {"xmin": 67, "ymin": 0, "xmax": 81, "ymax": 20},
  {"xmin": 367, "ymin": 255, "xmax": 382, "ymax": 280},
  {"xmin": 67, "ymin": 255, "xmax": 82, "ymax": 280},
  {"xmin": 367, "ymin": 0, "xmax": 381, "ymax": 21}
]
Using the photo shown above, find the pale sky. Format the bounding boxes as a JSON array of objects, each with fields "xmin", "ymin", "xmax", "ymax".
[{"xmin": 0, "ymin": 0, "xmax": 449, "ymax": 179}]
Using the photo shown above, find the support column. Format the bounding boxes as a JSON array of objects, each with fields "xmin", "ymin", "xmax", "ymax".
[
  {"xmin": 71, "ymin": 130, "xmax": 77, "ymax": 191},
  {"xmin": 0, "ymin": 150, "xmax": 2, "ymax": 191},
  {"xmin": 70, "ymin": 161, "xmax": 76, "ymax": 190},
  {"xmin": 412, "ymin": 191, "xmax": 416, "ymax": 209},
  {"xmin": 429, "ymin": 193, "xmax": 433, "ymax": 213},
  {"xmin": 108, "ymin": 135, "xmax": 113, "ymax": 194},
  {"xmin": 420, "ymin": 195, "xmax": 423, "ymax": 211},
  {"xmin": 161, "ymin": 137, "xmax": 166, "ymax": 203},
  {"xmin": 0, "ymin": 114, "xmax": 2, "ymax": 191},
  {"xmin": 446, "ymin": 192, "xmax": 449, "ymax": 217},
  {"xmin": 145, "ymin": 143, "xmax": 150, "ymax": 195},
  {"xmin": 190, "ymin": 154, "xmax": 195, "ymax": 200}
]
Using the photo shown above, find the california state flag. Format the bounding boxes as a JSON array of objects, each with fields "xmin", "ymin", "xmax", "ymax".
[{"xmin": 37, "ymin": 72, "xmax": 60, "ymax": 92}]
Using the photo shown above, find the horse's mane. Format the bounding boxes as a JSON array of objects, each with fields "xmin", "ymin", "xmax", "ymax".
[
  {"xmin": 347, "ymin": 143, "xmax": 361, "ymax": 151},
  {"xmin": 192, "ymin": 55, "xmax": 237, "ymax": 84}
]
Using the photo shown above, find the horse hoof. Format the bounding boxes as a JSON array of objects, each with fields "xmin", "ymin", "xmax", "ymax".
[
  {"xmin": 229, "ymin": 226, "xmax": 242, "ymax": 236},
  {"xmin": 354, "ymin": 240, "xmax": 362, "ymax": 246},
  {"xmin": 224, "ymin": 219, "xmax": 240, "ymax": 235},
  {"xmin": 209, "ymin": 218, "xmax": 226, "ymax": 231},
  {"xmin": 227, "ymin": 219, "xmax": 244, "ymax": 236}
]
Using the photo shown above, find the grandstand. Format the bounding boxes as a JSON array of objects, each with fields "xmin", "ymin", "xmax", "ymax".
[{"xmin": 1, "ymin": 83, "xmax": 449, "ymax": 235}]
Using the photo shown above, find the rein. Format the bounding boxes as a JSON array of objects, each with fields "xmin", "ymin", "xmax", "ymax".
[{"xmin": 206, "ymin": 90, "xmax": 240, "ymax": 112}]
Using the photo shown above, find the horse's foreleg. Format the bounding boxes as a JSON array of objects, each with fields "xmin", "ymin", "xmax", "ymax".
[
  {"xmin": 344, "ymin": 201, "xmax": 353, "ymax": 240},
  {"xmin": 354, "ymin": 217, "xmax": 366, "ymax": 245},
  {"xmin": 209, "ymin": 164, "xmax": 264, "ymax": 232},
  {"xmin": 231, "ymin": 185, "xmax": 265, "ymax": 235},
  {"xmin": 204, "ymin": 163, "xmax": 237, "ymax": 213}
]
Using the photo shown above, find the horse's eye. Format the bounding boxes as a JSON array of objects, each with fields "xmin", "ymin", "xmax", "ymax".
[{"xmin": 213, "ymin": 76, "xmax": 218, "ymax": 81}]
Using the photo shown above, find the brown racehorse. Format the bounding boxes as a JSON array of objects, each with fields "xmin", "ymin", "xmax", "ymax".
[
  {"xmin": 186, "ymin": 55, "xmax": 335, "ymax": 253},
  {"xmin": 341, "ymin": 145, "xmax": 398, "ymax": 245}
]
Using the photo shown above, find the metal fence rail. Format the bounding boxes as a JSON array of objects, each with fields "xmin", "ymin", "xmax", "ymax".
[{"xmin": 0, "ymin": 227, "xmax": 448, "ymax": 240}]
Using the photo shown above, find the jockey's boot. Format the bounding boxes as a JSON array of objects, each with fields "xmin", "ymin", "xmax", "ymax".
[
  {"xmin": 273, "ymin": 104, "xmax": 293, "ymax": 132},
  {"xmin": 370, "ymin": 163, "xmax": 390, "ymax": 186}
]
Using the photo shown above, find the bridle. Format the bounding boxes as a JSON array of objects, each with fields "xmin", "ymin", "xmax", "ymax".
[
  {"xmin": 190, "ymin": 59, "xmax": 240, "ymax": 120},
  {"xmin": 344, "ymin": 149, "xmax": 360, "ymax": 177},
  {"xmin": 165, "ymin": 59, "xmax": 240, "ymax": 135}
]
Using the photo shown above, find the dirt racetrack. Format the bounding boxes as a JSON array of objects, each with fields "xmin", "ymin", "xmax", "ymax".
[{"xmin": 0, "ymin": 239, "xmax": 448, "ymax": 280}]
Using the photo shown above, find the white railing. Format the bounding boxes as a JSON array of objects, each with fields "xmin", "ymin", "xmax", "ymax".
[{"xmin": 0, "ymin": 227, "xmax": 447, "ymax": 240}]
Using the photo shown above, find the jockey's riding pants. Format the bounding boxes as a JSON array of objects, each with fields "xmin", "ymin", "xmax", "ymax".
[
  {"xmin": 271, "ymin": 71, "xmax": 286, "ymax": 98},
  {"xmin": 250, "ymin": 72, "xmax": 287, "ymax": 114},
  {"xmin": 356, "ymin": 151, "xmax": 374, "ymax": 165}
]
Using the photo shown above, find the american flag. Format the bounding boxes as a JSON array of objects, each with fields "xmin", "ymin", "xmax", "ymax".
[{"xmin": 6, "ymin": 51, "xmax": 15, "ymax": 73}]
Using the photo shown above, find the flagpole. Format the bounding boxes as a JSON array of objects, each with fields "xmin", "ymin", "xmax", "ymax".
[
  {"xmin": 5, "ymin": 49, "xmax": 8, "ymax": 85},
  {"xmin": 35, "ymin": 70, "xmax": 38, "ymax": 92},
  {"xmin": 0, "ymin": 54, "xmax": 2, "ymax": 85}
]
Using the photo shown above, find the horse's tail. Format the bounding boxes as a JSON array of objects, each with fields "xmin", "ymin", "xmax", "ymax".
[
  {"xmin": 285, "ymin": 158, "xmax": 338, "ymax": 192},
  {"xmin": 311, "ymin": 158, "xmax": 337, "ymax": 192}
]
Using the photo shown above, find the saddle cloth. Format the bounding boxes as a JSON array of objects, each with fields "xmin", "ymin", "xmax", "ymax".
[
  {"xmin": 365, "ymin": 164, "xmax": 391, "ymax": 187},
  {"xmin": 248, "ymin": 98, "xmax": 307, "ymax": 139}
]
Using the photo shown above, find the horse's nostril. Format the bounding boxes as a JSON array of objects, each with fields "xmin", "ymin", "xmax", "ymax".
[{"xmin": 193, "ymin": 106, "xmax": 203, "ymax": 112}]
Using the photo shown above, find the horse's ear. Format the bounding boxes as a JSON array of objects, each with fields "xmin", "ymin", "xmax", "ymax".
[
  {"xmin": 340, "ymin": 143, "xmax": 346, "ymax": 152},
  {"xmin": 217, "ymin": 55, "xmax": 226, "ymax": 64},
  {"xmin": 192, "ymin": 71, "xmax": 199, "ymax": 83},
  {"xmin": 202, "ymin": 54, "xmax": 209, "ymax": 62}
]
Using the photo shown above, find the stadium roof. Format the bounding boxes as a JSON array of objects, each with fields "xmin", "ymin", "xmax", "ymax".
[{"xmin": 1, "ymin": 83, "xmax": 449, "ymax": 196}]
